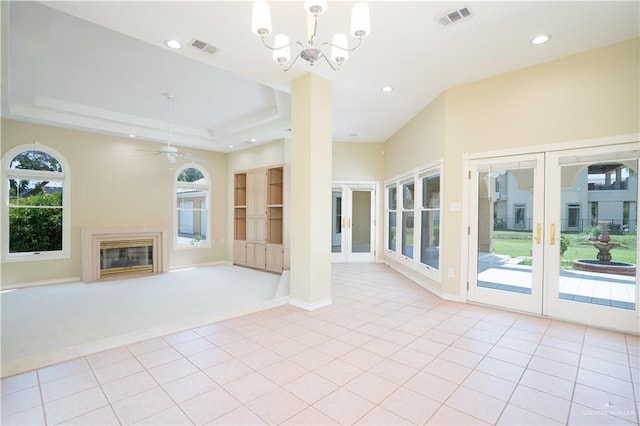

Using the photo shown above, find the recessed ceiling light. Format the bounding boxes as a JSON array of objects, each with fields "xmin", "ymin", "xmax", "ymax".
[
  {"xmin": 381, "ymin": 86, "xmax": 394, "ymax": 93},
  {"xmin": 128, "ymin": 134, "xmax": 136, "ymax": 138},
  {"xmin": 165, "ymin": 39, "xmax": 182, "ymax": 49},
  {"xmin": 228, "ymin": 145, "xmax": 234, "ymax": 148},
  {"xmin": 249, "ymin": 138, "xmax": 257, "ymax": 143},
  {"xmin": 531, "ymin": 34, "xmax": 551, "ymax": 45}
]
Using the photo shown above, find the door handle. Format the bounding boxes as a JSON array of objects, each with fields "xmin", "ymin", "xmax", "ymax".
[
  {"xmin": 550, "ymin": 223, "xmax": 556, "ymax": 245},
  {"xmin": 347, "ymin": 218, "xmax": 351, "ymax": 229},
  {"xmin": 535, "ymin": 223, "xmax": 541, "ymax": 245}
]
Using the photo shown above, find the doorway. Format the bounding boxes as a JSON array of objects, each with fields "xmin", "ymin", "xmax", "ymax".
[
  {"xmin": 332, "ymin": 183, "xmax": 376, "ymax": 262},
  {"xmin": 467, "ymin": 143, "xmax": 638, "ymax": 332}
]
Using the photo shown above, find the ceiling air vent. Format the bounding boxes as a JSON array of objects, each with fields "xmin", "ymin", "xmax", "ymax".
[
  {"xmin": 438, "ymin": 7, "xmax": 472, "ymax": 27},
  {"xmin": 190, "ymin": 38, "xmax": 218, "ymax": 55}
]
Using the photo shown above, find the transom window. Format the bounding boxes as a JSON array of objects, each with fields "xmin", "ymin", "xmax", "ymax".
[
  {"xmin": 3, "ymin": 145, "xmax": 70, "ymax": 261},
  {"xmin": 175, "ymin": 165, "xmax": 210, "ymax": 247}
]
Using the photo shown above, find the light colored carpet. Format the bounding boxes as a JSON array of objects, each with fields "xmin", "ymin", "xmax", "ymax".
[{"xmin": 1, "ymin": 265, "xmax": 288, "ymax": 378}]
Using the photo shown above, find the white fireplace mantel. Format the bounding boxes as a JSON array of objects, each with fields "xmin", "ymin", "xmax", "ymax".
[{"xmin": 81, "ymin": 226, "xmax": 168, "ymax": 282}]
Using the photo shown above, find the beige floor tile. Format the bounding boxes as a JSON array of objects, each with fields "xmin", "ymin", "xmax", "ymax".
[
  {"xmin": 422, "ymin": 357, "xmax": 472, "ymax": 384},
  {"xmin": 38, "ymin": 358, "xmax": 90, "ymax": 384},
  {"xmin": 577, "ymin": 368, "xmax": 635, "ymax": 399},
  {"xmin": 439, "ymin": 346, "xmax": 484, "ymax": 368},
  {"xmin": 314, "ymin": 388, "xmax": 375, "ymax": 425},
  {"xmin": 388, "ymin": 346, "xmax": 435, "ymax": 369},
  {"xmin": 315, "ymin": 338, "xmax": 356, "ymax": 358},
  {"xmin": 407, "ymin": 336, "xmax": 449, "ymax": 357},
  {"xmin": 288, "ymin": 347, "xmax": 333, "ymax": 370},
  {"xmin": 284, "ymin": 372, "xmax": 339, "ymax": 405},
  {"xmin": 426, "ymin": 404, "xmax": 489, "ymax": 425},
  {"xmin": 540, "ymin": 334, "xmax": 583, "ymax": 353},
  {"xmin": 259, "ymin": 359, "xmax": 308, "ymax": 386},
  {"xmin": 379, "ymin": 386, "xmax": 441, "ymax": 425},
  {"xmin": 404, "ymin": 371, "xmax": 458, "ymax": 403},
  {"xmin": 101, "ymin": 370, "xmax": 157, "ymax": 403},
  {"xmin": 445, "ymin": 385, "xmax": 506, "ymax": 424},
  {"xmin": 509, "ymin": 385, "xmax": 571, "ymax": 423},
  {"xmin": 462, "ymin": 370, "xmax": 517, "ymax": 401},
  {"xmin": 186, "ymin": 347, "xmax": 234, "ymax": 370},
  {"xmin": 344, "ymin": 371, "xmax": 398, "ymax": 404},
  {"xmin": 59, "ymin": 405, "xmax": 120, "ymax": 425},
  {"xmin": 1, "ymin": 405, "xmax": 45, "ymax": 425},
  {"xmin": 368, "ymin": 358, "xmax": 419, "ymax": 385},
  {"xmin": 580, "ymin": 354, "xmax": 633, "ymax": 381},
  {"xmin": 487, "ymin": 345, "xmax": 532, "ymax": 367},
  {"xmin": 246, "ymin": 387, "xmax": 307, "ymax": 425},
  {"xmin": 280, "ymin": 405, "xmax": 337, "ymax": 425},
  {"xmin": 236, "ymin": 347, "xmax": 283, "ymax": 370},
  {"xmin": 1, "ymin": 371, "xmax": 38, "ymax": 397},
  {"xmin": 179, "ymin": 388, "xmax": 241, "ymax": 424},
  {"xmin": 204, "ymin": 359, "xmax": 253, "ymax": 385},
  {"xmin": 520, "ymin": 369, "xmax": 575, "ymax": 400},
  {"xmin": 162, "ymin": 371, "xmax": 217, "ymax": 403},
  {"xmin": 148, "ymin": 358, "xmax": 199, "ymax": 385},
  {"xmin": 43, "ymin": 386, "xmax": 108, "ymax": 425},
  {"xmin": 497, "ymin": 404, "xmax": 561, "ymax": 425},
  {"xmin": 527, "ymin": 355, "xmax": 579, "ymax": 381},
  {"xmin": 355, "ymin": 406, "xmax": 415, "ymax": 425},
  {"xmin": 451, "ymin": 336, "xmax": 494, "ymax": 356},
  {"xmin": 223, "ymin": 372, "xmax": 278, "ymax": 404},
  {"xmin": 572, "ymin": 383, "xmax": 638, "ymax": 424},
  {"xmin": 208, "ymin": 406, "xmax": 267, "ymax": 425},
  {"xmin": 136, "ymin": 406, "xmax": 193, "ymax": 425},
  {"xmin": 92, "ymin": 357, "xmax": 144, "ymax": 384},
  {"xmin": 0, "ymin": 384, "xmax": 42, "ymax": 418},
  {"xmin": 111, "ymin": 387, "xmax": 174, "ymax": 424},
  {"xmin": 496, "ymin": 334, "xmax": 540, "ymax": 354},
  {"xmin": 339, "ymin": 347, "xmax": 384, "ymax": 370},
  {"xmin": 336, "ymin": 329, "xmax": 375, "ymax": 346},
  {"xmin": 136, "ymin": 346, "xmax": 183, "ymax": 370},
  {"xmin": 314, "ymin": 359, "xmax": 364, "ymax": 386}
]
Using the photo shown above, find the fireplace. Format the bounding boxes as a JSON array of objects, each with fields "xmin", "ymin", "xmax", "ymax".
[{"xmin": 82, "ymin": 226, "xmax": 168, "ymax": 282}]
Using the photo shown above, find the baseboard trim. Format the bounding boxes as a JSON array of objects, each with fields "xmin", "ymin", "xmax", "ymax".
[{"xmin": 289, "ymin": 297, "xmax": 333, "ymax": 311}]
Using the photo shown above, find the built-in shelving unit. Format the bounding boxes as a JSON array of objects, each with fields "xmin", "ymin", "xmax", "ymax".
[{"xmin": 233, "ymin": 165, "xmax": 288, "ymax": 273}]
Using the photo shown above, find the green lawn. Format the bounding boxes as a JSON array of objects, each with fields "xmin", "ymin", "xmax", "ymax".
[{"xmin": 491, "ymin": 231, "xmax": 637, "ymax": 268}]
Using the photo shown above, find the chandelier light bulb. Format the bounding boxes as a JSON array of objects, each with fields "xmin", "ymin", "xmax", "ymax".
[
  {"xmin": 273, "ymin": 34, "xmax": 291, "ymax": 64},
  {"xmin": 331, "ymin": 33, "xmax": 349, "ymax": 64},
  {"xmin": 304, "ymin": 0, "xmax": 327, "ymax": 15},
  {"xmin": 251, "ymin": 1, "xmax": 272, "ymax": 36},
  {"xmin": 351, "ymin": 2, "xmax": 370, "ymax": 38}
]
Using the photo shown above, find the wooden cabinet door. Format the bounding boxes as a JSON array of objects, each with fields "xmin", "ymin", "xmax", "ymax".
[
  {"xmin": 233, "ymin": 241, "xmax": 246, "ymax": 265},
  {"xmin": 266, "ymin": 245, "xmax": 283, "ymax": 272},
  {"xmin": 247, "ymin": 170, "xmax": 267, "ymax": 217}
]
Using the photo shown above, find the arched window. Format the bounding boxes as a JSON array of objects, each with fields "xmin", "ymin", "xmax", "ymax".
[
  {"xmin": 2, "ymin": 144, "xmax": 70, "ymax": 261},
  {"xmin": 175, "ymin": 165, "xmax": 210, "ymax": 248}
]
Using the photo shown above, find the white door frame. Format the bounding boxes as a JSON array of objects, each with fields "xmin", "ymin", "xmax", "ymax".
[
  {"xmin": 332, "ymin": 181, "xmax": 377, "ymax": 263},
  {"xmin": 462, "ymin": 135, "xmax": 639, "ymax": 333}
]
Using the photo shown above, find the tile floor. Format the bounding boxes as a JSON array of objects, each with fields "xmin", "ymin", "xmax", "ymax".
[{"xmin": 1, "ymin": 263, "xmax": 639, "ymax": 425}]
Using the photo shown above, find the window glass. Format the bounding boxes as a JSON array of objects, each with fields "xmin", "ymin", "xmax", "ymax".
[
  {"xmin": 5, "ymin": 148, "xmax": 67, "ymax": 257},
  {"xmin": 420, "ymin": 175, "xmax": 440, "ymax": 269},
  {"xmin": 176, "ymin": 166, "xmax": 209, "ymax": 246},
  {"xmin": 402, "ymin": 181, "xmax": 415, "ymax": 258},
  {"xmin": 387, "ymin": 186, "xmax": 397, "ymax": 252}
]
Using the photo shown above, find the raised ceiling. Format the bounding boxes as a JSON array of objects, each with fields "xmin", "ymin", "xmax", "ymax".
[{"xmin": 2, "ymin": 1, "xmax": 639, "ymax": 152}]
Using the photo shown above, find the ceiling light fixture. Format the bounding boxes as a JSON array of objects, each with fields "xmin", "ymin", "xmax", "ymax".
[
  {"xmin": 251, "ymin": 0, "xmax": 371, "ymax": 71},
  {"xmin": 381, "ymin": 86, "xmax": 393, "ymax": 93},
  {"xmin": 531, "ymin": 34, "xmax": 551, "ymax": 45},
  {"xmin": 165, "ymin": 39, "xmax": 182, "ymax": 49}
]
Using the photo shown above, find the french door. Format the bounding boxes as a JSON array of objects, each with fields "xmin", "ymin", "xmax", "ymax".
[
  {"xmin": 468, "ymin": 143, "xmax": 639, "ymax": 332},
  {"xmin": 332, "ymin": 183, "xmax": 376, "ymax": 262}
]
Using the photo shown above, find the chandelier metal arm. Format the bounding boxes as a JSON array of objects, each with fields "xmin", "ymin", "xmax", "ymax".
[
  {"xmin": 259, "ymin": 36, "xmax": 304, "ymax": 52},
  {"xmin": 319, "ymin": 53, "xmax": 340, "ymax": 71},
  {"xmin": 320, "ymin": 36, "xmax": 364, "ymax": 54}
]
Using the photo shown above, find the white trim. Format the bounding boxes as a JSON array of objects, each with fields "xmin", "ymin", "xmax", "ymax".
[
  {"xmin": 2, "ymin": 143, "xmax": 71, "ymax": 262},
  {"xmin": 461, "ymin": 133, "xmax": 639, "ymax": 161},
  {"xmin": 0, "ymin": 276, "xmax": 82, "ymax": 291},
  {"xmin": 289, "ymin": 297, "xmax": 333, "ymax": 311}
]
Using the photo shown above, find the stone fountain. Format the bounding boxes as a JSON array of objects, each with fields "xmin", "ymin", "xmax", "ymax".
[{"xmin": 572, "ymin": 221, "xmax": 636, "ymax": 276}]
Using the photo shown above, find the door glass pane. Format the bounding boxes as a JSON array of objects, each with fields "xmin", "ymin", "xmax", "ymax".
[
  {"xmin": 388, "ymin": 186, "xmax": 397, "ymax": 251},
  {"xmin": 332, "ymin": 191, "xmax": 342, "ymax": 253},
  {"xmin": 352, "ymin": 191, "xmax": 371, "ymax": 253},
  {"xmin": 477, "ymin": 168, "xmax": 534, "ymax": 294},
  {"xmin": 558, "ymin": 162, "xmax": 637, "ymax": 310}
]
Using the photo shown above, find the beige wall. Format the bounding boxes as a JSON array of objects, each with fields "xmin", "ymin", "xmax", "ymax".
[
  {"xmin": 1, "ymin": 120, "xmax": 227, "ymax": 288},
  {"xmin": 384, "ymin": 38, "xmax": 640, "ymax": 298},
  {"xmin": 332, "ymin": 142, "xmax": 384, "ymax": 181}
]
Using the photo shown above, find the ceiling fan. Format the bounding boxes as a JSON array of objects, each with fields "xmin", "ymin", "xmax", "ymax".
[{"xmin": 137, "ymin": 93, "xmax": 205, "ymax": 164}]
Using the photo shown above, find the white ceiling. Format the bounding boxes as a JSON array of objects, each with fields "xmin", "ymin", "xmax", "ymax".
[{"xmin": 2, "ymin": 1, "xmax": 639, "ymax": 153}]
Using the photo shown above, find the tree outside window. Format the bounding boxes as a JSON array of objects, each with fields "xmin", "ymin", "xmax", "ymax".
[{"xmin": 176, "ymin": 166, "xmax": 210, "ymax": 247}]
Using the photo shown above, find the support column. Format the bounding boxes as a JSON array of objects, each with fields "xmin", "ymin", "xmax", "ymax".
[{"xmin": 289, "ymin": 73, "xmax": 332, "ymax": 310}]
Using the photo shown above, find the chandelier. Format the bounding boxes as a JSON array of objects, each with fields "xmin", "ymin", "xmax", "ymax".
[{"xmin": 251, "ymin": 1, "xmax": 371, "ymax": 71}]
